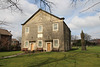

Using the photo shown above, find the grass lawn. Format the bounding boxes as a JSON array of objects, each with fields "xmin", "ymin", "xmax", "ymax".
[
  {"xmin": 0, "ymin": 46, "xmax": 100, "ymax": 67},
  {"xmin": 0, "ymin": 51, "xmax": 23, "ymax": 58}
]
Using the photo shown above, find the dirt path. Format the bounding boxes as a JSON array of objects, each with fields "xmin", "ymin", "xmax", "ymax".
[{"xmin": 0, "ymin": 53, "xmax": 26, "ymax": 59}]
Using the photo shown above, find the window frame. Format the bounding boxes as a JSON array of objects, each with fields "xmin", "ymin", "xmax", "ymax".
[
  {"xmin": 53, "ymin": 39, "xmax": 59, "ymax": 48},
  {"xmin": 53, "ymin": 23, "xmax": 58, "ymax": 31},
  {"xmin": 25, "ymin": 27, "xmax": 29, "ymax": 33},
  {"xmin": 37, "ymin": 34, "xmax": 43, "ymax": 38},
  {"xmin": 38, "ymin": 25, "xmax": 43, "ymax": 33},
  {"xmin": 37, "ymin": 40, "xmax": 43, "ymax": 48},
  {"xmin": 24, "ymin": 41, "xmax": 29, "ymax": 47}
]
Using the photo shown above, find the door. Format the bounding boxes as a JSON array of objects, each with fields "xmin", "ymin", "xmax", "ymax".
[
  {"xmin": 31, "ymin": 43, "xmax": 34, "ymax": 51},
  {"xmin": 47, "ymin": 42, "xmax": 51, "ymax": 52}
]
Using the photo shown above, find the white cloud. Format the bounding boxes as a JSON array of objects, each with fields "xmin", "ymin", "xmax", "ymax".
[
  {"xmin": 67, "ymin": 12, "xmax": 100, "ymax": 39},
  {"xmin": 68, "ymin": 13, "xmax": 100, "ymax": 30},
  {"xmin": 0, "ymin": 0, "xmax": 38, "ymax": 38},
  {"xmin": 0, "ymin": 0, "xmax": 100, "ymax": 39}
]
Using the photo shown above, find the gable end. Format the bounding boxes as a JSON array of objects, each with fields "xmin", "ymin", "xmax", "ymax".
[{"xmin": 21, "ymin": 9, "xmax": 65, "ymax": 25}]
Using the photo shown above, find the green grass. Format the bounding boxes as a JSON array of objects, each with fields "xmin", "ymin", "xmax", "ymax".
[
  {"xmin": 0, "ymin": 51, "xmax": 23, "ymax": 58},
  {"xmin": 0, "ymin": 46, "xmax": 100, "ymax": 67}
]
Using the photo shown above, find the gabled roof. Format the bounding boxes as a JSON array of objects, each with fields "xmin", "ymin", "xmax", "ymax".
[
  {"xmin": 21, "ymin": 9, "xmax": 65, "ymax": 25},
  {"xmin": 0, "ymin": 29, "xmax": 12, "ymax": 36}
]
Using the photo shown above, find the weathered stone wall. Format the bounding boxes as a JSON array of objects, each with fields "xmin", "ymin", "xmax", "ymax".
[
  {"xmin": 63, "ymin": 22, "xmax": 71, "ymax": 51},
  {"xmin": 22, "ymin": 10, "xmax": 71, "ymax": 51}
]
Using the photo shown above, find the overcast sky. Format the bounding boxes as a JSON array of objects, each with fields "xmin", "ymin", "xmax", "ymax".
[{"xmin": 0, "ymin": 0, "xmax": 100, "ymax": 39}]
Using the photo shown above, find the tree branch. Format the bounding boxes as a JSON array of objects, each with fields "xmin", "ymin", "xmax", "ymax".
[
  {"xmin": 80, "ymin": 1, "xmax": 100, "ymax": 13},
  {"xmin": 0, "ymin": 0, "xmax": 22, "ymax": 12}
]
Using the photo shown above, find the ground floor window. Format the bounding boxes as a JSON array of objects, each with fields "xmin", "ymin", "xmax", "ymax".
[
  {"xmin": 53, "ymin": 39, "xmax": 59, "ymax": 48},
  {"xmin": 38, "ymin": 40, "xmax": 43, "ymax": 48},
  {"xmin": 25, "ymin": 41, "xmax": 29, "ymax": 47}
]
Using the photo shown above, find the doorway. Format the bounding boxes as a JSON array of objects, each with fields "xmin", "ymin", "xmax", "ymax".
[{"xmin": 46, "ymin": 42, "xmax": 52, "ymax": 52}]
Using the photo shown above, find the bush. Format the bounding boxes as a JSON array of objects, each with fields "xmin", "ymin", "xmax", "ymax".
[{"xmin": 73, "ymin": 40, "xmax": 95, "ymax": 46}]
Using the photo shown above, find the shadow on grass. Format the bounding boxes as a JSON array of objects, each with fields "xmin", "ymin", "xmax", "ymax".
[
  {"xmin": 0, "ymin": 64, "xmax": 3, "ymax": 66},
  {"xmin": 0, "ymin": 50, "xmax": 21, "ymax": 52},
  {"xmin": 68, "ymin": 48, "xmax": 79, "ymax": 52},
  {"xmin": 28, "ymin": 53, "xmax": 79, "ymax": 67},
  {"xmin": 28, "ymin": 55, "xmax": 66, "ymax": 67}
]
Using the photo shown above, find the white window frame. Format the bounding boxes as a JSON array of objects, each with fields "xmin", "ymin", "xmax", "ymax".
[
  {"xmin": 38, "ymin": 25, "xmax": 43, "ymax": 33},
  {"xmin": 53, "ymin": 39, "xmax": 59, "ymax": 48},
  {"xmin": 53, "ymin": 23, "xmax": 58, "ymax": 31},
  {"xmin": 37, "ymin": 40, "xmax": 43, "ymax": 48},
  {"xmin": 24, "ymin": 41, "xmax": 29, "ymax": 48},
  {"xmin": 25, "ymin": 27, "xmax": 29, "ymax": 33},
  {"xmin": 37, "ymin": 34, "xmax": 43, "ymax": 38}
]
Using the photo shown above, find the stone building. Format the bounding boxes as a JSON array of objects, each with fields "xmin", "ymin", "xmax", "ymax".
[
  {"xmin": 21, "ymin": 9, "xmax": 71, "ymax": 52},
  {"xmin": 11, "ymin": 39, "xmax": 20, "ymax": 50},
  {"xmin": 0, "ymin": 29, "xmax": 12, "ymax": 51}
]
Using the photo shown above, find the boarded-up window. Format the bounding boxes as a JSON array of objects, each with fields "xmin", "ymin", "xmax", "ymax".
[{"xmin": 37, "ymin": 34, "xmax": 43, "ymax": 38}]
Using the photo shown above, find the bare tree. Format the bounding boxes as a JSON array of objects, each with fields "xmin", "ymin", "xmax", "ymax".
[
  {"xmin": 17, "ymin": 36, "xmax": 22, "ymax": 43},
  {"xmin": 0, "ymin": 0, "xmax": 22, "ymax": 27},
  {"xmin": 0, "ymin": 0, "xmax": 22, "ymax": 12},
  {"xmin": 71, "ymin": 35, "xmax": 78, "ymax": 41},
  {"xmin": 84, "ymin": 33, "xmax": 91, "ymax": 41},
  {"xmin": 71, "ymin": 0, "xmax": 100, "ymax": 13},
  {"xmin": 0, "ymin": 0, "xmax": 54, "ymax": 27},
  {"xmin": 34, "ymin": 0, "xmax": 54, "ymax": 13},
  {"xmin": 0, "ymin": 0, "xmax": 100, "ymax": 14},
  {"xmin": 1, "ymin": 0, "xmax": 100, "ymax": 26}
]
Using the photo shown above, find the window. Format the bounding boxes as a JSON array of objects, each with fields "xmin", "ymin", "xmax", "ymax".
[
  {"xmin": 38, "ymin": 25, "xmax": 43, "ymax": 32},
  {"xmin": 25, "ymin": 27, "xmax": 29, "ymax": 33},
  {"xmin": 53, "ymin": 39, "xmax": 59, "ymax": 47},
  {"xmin": 25, "ymin": 41, "xmax": 29, "ymax": 47},
  {"xmin": 53, "ymin": 23, "xmax": 58, "ymax": 31},
  {"xmin": 38, "ymin": 40, "xmax": 43, "ymax": 47},
  {"xmin": 37, "ymin": 34, "xmax": 43, "ymax": 38}
]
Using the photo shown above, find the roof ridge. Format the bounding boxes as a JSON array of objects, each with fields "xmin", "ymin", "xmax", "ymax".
[{"xmin": 21, "ymin": 9, "xmax": 65, "ymax": 25}]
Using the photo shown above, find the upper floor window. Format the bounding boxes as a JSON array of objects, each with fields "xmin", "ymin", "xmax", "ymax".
[
  {"xmin": 25, "ymin": 27, "xmax": 29, "ymax": 33},
  {"xmin": 38, "ymin": 25, "xmax": 43, "ymax": 32},
  {"xmin": 53, "ymin": 39, "xmax": 59, "ymax": 47},
  {"xmin": 53, "ymin": 23, "xmax": 58, "ymax": 31}
]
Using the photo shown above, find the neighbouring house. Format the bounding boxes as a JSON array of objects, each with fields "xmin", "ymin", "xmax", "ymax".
[
  {"xmin": 21, "ymin": 9, "xmax": 71, "ymax": 52},
  {"xmin": 11, "ymin": 39, "xmax": 21, "ymax": 50},
  {"xmin": 90, "ymin": 39, "xmax": 100, "ymax": 46},
  {"xmin": 0, "ymin": 29, "xmax": 12, "ymax": 51}
]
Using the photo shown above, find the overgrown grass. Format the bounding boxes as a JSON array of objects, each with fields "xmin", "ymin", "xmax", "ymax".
[
  {"xmin": 0, "ymin": 46, "xmax": 100, "ymax": 67},
  {"xmin": 0, "ymin": 51, "xmax": 23, "ymax": 58}
]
